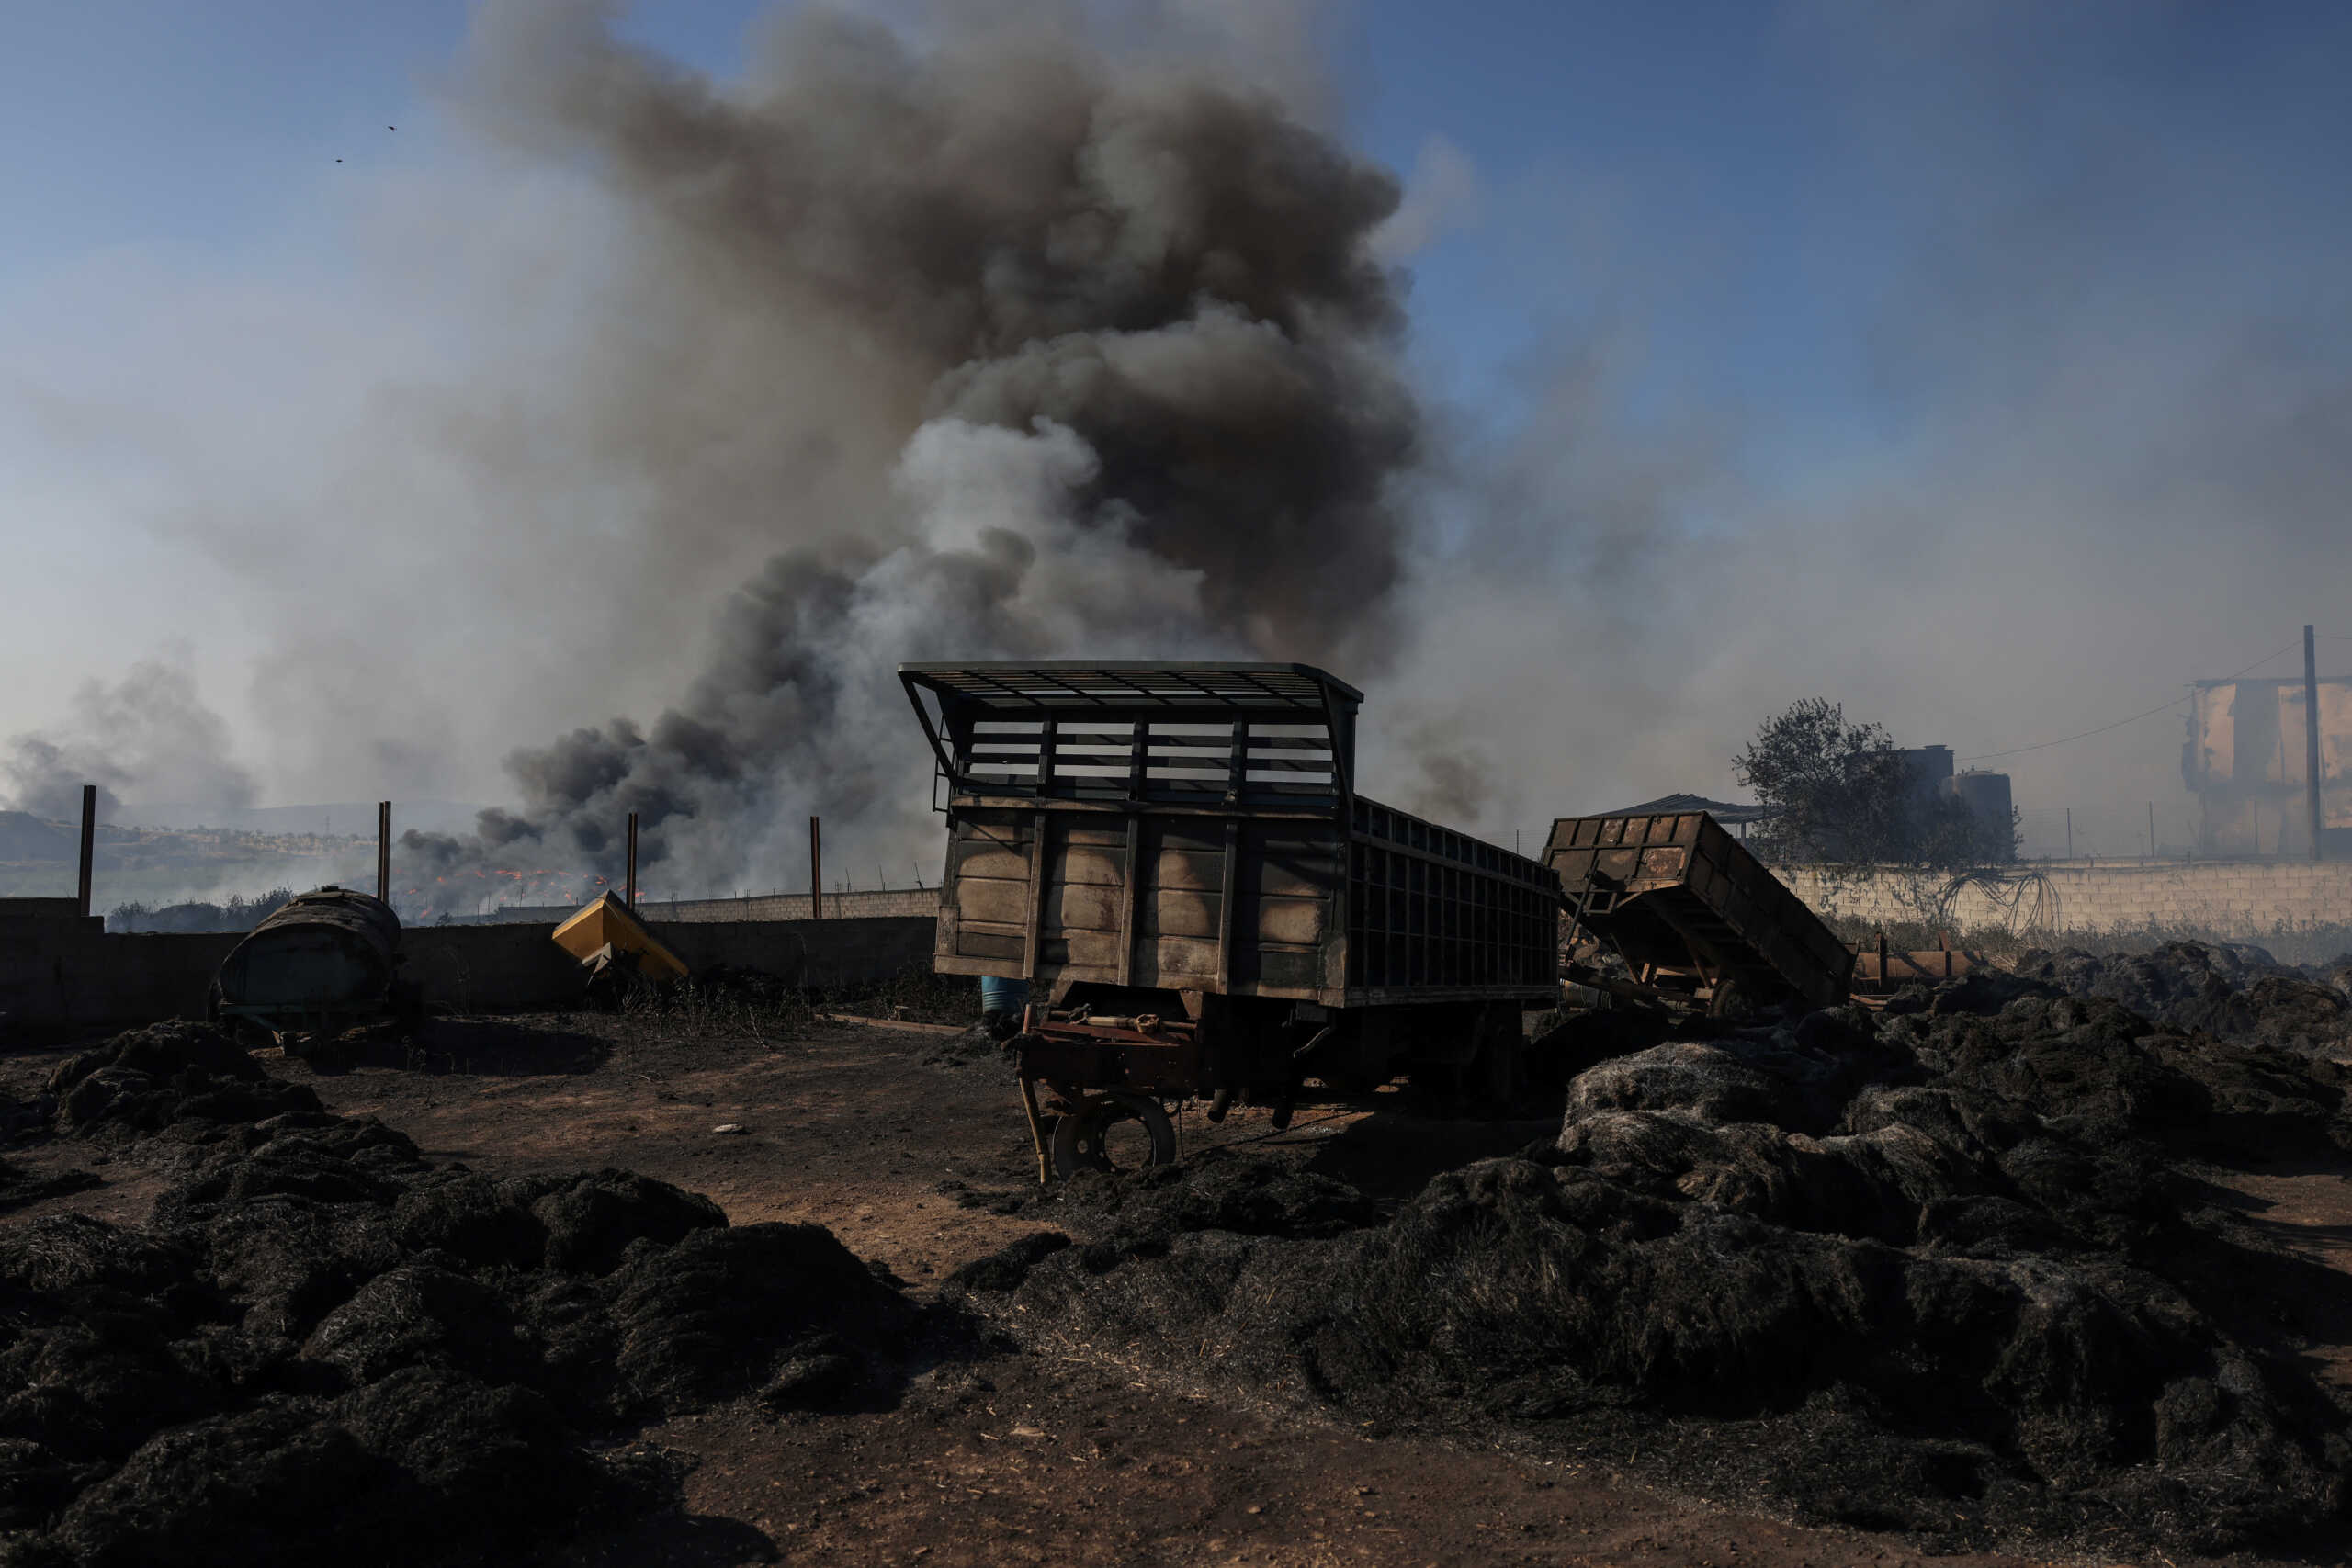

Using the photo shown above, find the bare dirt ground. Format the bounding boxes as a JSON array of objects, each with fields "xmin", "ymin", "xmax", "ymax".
[
  {"xmin": 7, "ymin": 1010, "xmax": 2350, "ymax": 1568},
  {"xmin": 2182, "ymin": 1161, "xmax": 2352, "ymax": 1397}
]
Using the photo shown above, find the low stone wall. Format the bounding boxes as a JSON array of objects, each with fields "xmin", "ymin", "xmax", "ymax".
[
  {"xmin": 637, "ymin": 888, "xmax": 939, "ymax": 923},
  {"xmin": 1782, "ymin": 861, "xmax": 2352, "ymax": 941},
  {"xmin": 0, "ymin": 910, "xmax": 938, "ymax": 1040}
]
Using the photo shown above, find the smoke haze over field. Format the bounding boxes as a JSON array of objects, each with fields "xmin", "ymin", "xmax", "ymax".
[
  {"xmin": 5, "ymin": 2, "xmax": 2350, "ymax": 891},
  {"xmin": 1357, "ymin": 1, "xmax": 2352, "ymax": 855},
  {"xmin": 2, "ymin": 659, "xmax": 255, "ymax": 824}
]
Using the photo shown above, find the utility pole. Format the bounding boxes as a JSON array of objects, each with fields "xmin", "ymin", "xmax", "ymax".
[
  {"xmin": 377, "ymin": 802, "xmax": 390, "ymax": 902},
  {"xmin": 2147, "ymin": 802, "xmax": 2156, "ymax": 863},
  {"xmin": 809, "ymin": 816, "xmax": 823, "ymax": 919},
  {"xmin": 76, "ymin": 784, "xmax": 96, "ymax": 919},
  {"xmin": 2064, "ymin": 807, "xmax": 2073, "ymax": 862},
  {"xmin": 2306, "ymin": 624, "xmax": 2323, "ymax": 862}
]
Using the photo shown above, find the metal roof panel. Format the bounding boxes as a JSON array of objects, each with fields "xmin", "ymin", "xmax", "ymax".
[{"xmin": 899, "ymin": 660, "xmax": 1363, "ymax": 709}]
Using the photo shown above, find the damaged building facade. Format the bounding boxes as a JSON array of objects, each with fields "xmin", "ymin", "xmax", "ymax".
[{"xmin": 2183, "ymin": 674, "xmax": 2352, "ymax": 858}]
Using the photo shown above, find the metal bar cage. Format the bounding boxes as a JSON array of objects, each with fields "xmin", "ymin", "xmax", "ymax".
[
  {"xmin": 1346, "ymin": 798, "xmax": 1557, "ymax": 989},
  {"xmin": 901, "ymin": 662, "xmax": 1363, "ymax": 811}
]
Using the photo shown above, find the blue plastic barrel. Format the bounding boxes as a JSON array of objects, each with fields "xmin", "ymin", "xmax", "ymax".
[{"xmin": 979, "ymin": 976, "xmax": 1029, "ymax": 1020}]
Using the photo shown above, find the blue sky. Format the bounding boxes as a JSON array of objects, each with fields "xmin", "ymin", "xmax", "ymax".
[
  {"xmin": 0, "ymin": 1, "xmax": 1860, "ymax": 459},
  {"xmin": 5, "ymin": 2, "xmax": 2350, "ymax": 864},
  {"xmin": 9, "ymin": 1, "xmax": 2342, "ymax": 453}
]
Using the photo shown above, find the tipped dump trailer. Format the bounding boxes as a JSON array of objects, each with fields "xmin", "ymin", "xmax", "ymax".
[
  {"xmin": 903, "ymin": 661, "xmax": 1561, "ymax": 1179},
  {"xmin": 553, "ymin": 890, "xmax": 688, "ymax": 1005},
  {"xmin": 1545, "ymin": 809, "xmax": 1852, "ymax": 1011},
  {"xmin": 210, "ymin": 886, "xmax": 405, "ymax": 1041}
]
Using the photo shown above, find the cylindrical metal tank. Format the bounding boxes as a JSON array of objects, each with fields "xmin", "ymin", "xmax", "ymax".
[
  {"xmin": 979, "ymin": 976, "xmax": 1030, "ymax": 1021},
  {"xmin": 1948, "ymin": 770, "xmax": 2015, "ymax": 862},
  {"xmin": 1895, "ymin": 745, "xmax": 1955, "ymax": 807},
  {"xmin": 213, "ymin": 886, "xmax": 402, "ymax": 1027}
]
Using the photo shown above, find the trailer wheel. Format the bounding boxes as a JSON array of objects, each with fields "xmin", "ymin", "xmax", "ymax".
[{"xmin": 1051, "ymin": 1090, "xmax": 1176, "ymax": 1179}]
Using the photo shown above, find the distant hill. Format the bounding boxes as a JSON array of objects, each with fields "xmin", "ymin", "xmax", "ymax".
[
  {"xmin": 110, "ymin": 800, "xmax": 493, "ymax": 836},
  {"xmin": 0, "ymin": 810, "xmax": 74, "ymax": 862},
  {"xmin": 0, "ymin": 814, "xmax": 370, "ymax": 902}
]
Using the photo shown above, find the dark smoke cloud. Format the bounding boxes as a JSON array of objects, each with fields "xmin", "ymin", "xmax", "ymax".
[
  {"xmin": 399, "ymin": 0, "xmax": 1419, "ymax": 892},
  {"xmin": 33, "ymin": 1, "xmax": 2337, "ymax": 895},
  {"xmin": 2, "ymin": 659, "xmax": 255, "ymax": 823}
]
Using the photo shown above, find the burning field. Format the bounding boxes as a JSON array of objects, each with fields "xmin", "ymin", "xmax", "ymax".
[{"xmin": 2, "ymin": 946, "xmax": 2350, "ymax": 1566}]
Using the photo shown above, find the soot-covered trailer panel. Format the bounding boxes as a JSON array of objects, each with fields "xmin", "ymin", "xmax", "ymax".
[
  {"xmin": 1546, "ymin": 809, "xmax": 1853, "ymax": 1010},
  {"xmin": 929, "ymin": 796, "xmax": 1558, "ymax": 1009},
  {"xmin": 900, "ymin": 661, "xmax": 1558, "ymax": 1011}
]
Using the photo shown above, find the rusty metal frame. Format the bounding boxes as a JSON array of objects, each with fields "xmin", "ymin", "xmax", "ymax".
[
  {"xmin": 1016, "ymin": 1016, "xmax": 1202, "ymax": 1106},
  {"xmin": 1546, "ymin": 809, "xmax": 1853, "ymax": 1008}
]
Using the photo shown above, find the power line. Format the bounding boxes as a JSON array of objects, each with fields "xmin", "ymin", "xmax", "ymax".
[{"xmin": 1957, "ymin": 641, "xmax": 2300, "ymax": 763}]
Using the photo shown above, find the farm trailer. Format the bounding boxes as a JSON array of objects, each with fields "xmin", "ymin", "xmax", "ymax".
[
  {"xmin": 901, "ymin": 661, "xmax": 1562, "ymax": 1180},
  {"xmin": 1544, "ymin": 808, "xmax": 1854, "ymax": 1013}
]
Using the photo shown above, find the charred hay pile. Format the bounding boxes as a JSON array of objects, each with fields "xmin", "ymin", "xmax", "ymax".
[
  {"xmin": 1, "ymin": 1023, "xmax": 924, "ymax": 1567},
  {"xmin": 960, "ymin": 994, "xmax": 2352, "ymax": 1556},
  {"xmin": 2016, "ymin": 940, "xmax": 2352, "ymax": 1056},
  {"xmin": 0, "ymin": 1092, "xmax": 93, "ymax": 1216}
]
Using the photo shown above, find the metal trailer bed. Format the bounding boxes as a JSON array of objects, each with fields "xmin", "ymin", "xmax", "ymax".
[
  {"xmin": 901, "ymin": 662, "xmax": 1561, "ymax": 1179},
  {"xmin": 1544, "ymin": 809, "xmax": 1853, "ymax": 1012}
]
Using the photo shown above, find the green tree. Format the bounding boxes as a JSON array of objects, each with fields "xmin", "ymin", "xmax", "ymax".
[{"xmin": 1735, "ymin": 699, "xmax": 2007, "ymax": 868}]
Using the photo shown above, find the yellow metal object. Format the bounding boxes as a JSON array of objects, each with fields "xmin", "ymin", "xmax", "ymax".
[{"xmin": 552, "ymin": 891, "xmax": 688, "ymax": 983}]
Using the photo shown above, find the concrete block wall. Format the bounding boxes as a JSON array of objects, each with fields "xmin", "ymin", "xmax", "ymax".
[
  {"xmin": 401, "ymin": 923, "xmax": 588, "ymax": 1015},
  {"xmin": 657, "ymin": 917, "xmax": 936, "ymax": 988},
  {"xmin": 1783, "ymin": 861, "xmax": 2352, "ymax": 940},
  {"xmin": 637, "ymin": 888, "xmax": 939, "ymax": 923},
  {"xmin": 0, "ymin": 922, "xmax": 241, "ymax": 1040},
  {"xmin": 0, "ymin": 909, "xmax": 939, "ymax": 1041}
]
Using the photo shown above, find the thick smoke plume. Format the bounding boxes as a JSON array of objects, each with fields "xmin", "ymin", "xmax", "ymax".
[
  {"xmin": 2, "ymin": 659, "xmax": 254, "ymax": 824},
  {"xmin": 396, "ymin": 0, "xmax": 1416, "ymax": 892},
  {"xmin": 21, "ymin": 4, "xmax": 2346, "ymax": 892}
]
